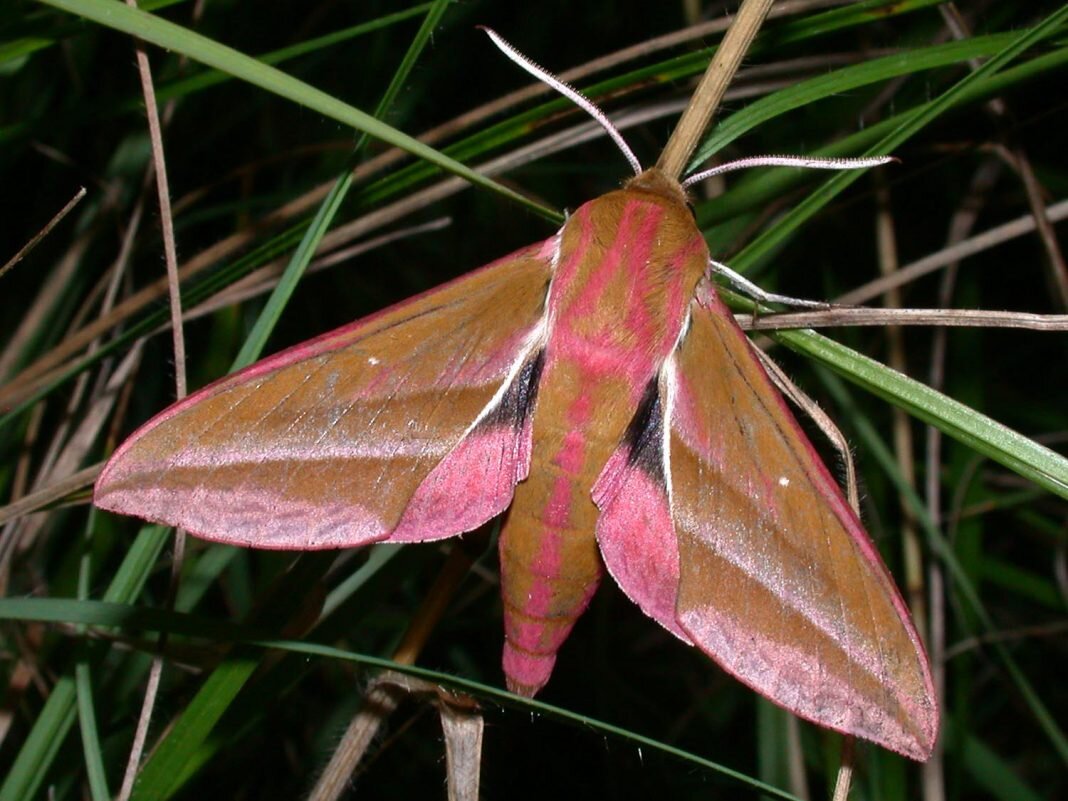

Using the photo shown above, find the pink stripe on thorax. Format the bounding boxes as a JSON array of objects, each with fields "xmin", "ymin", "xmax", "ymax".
[
  {"xmin": 616, "ymin": 206, "xmax": 663, "ymax": 342},
  {"xmin": 566, "ymin": 203, "xmax": 644, "ymax": 313}
]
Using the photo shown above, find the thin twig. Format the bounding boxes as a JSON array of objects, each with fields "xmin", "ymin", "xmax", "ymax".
[
  {"xmin": 942, "ymin": 1, "xmax": 1068, "ymax": 309},
  {"xmin": 0, "ymin": 466, "xmax": 102, "ymax": 526},
  {"xmin": 995, "ymin": 145, "xmax": 1068, "ymax": 309},
  {"xmin": 831, "ymin": 737, "xmax": 855, "ymax": 801},
  {"xmin": 308, "ymin": 545, "xmax": 476, "ymax": 801},
  {"xmin": 834, "ymin": 198, "xmax": 1068, "ymax": 306},
  {"xmin": 741, "ymin": 307, "xmax": 1068, "ymax": 331},
  {"xmin": 0, "ymin": 187, "xmax": 86, "ymax": 280},
  {"xmin": 874, "ymin": 175, "xmax": 928, "ymax": 650},
  {"xmin": 116, "ymin": 2, "xmax": 188, "ymax": 797},
  {"xmin": 0, "ymin": 225, "xmax": 94, "ymax": 384},
  {"xmin": 757, "ymin": 351, "xmax": 861, "ymax": 511},
  {"xmin": 943, "ymin": 619, "xmax": 1068, "ymax": 661}
]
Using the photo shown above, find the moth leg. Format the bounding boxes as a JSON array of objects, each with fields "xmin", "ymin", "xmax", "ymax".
[
  {"xmin": 752, "ymin": 345, "xmax": 861, "ymax": 512},
  {"xmin": 709, "ymin": 258, "xmax": 832, "ymax": 311}
]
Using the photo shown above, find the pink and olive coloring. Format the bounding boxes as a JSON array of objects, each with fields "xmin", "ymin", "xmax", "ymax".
[{"xmin": 95, "ymin": 32, "xmax": 938, "ymax": 762}]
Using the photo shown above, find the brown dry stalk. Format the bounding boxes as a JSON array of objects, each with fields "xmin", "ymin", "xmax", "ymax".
[
  {"xmin": 742, "ymin": 307, "xmax": 1068, "ymax": 331},
  {"xmin": 307, "ymin": 545, "xmax": 476, "ymax": 801},
  {"xmin": 835, "ymin": 198, "xmax": 1068, "ymax": 306},
  {"xmin": 923, "ymin": 154, "xmax": 1002, "ymax": 800},
  {"xmin": 941, "ymin": 1, "xmax": 1068, "ymax": 310},
  {"xmin": 874, "ymin": 177, "xmax": 928, "ymax": 651},
  {"xmin": 0, "ymin": 187, "xmax": 86, "ymax": 280},
  {"xmin": 657, "ymin": 0, "xmax": 775, "ymax": 179},
  {"xmin": 116, "ymin": 3, "xmax": 189, "ymax": 798}
]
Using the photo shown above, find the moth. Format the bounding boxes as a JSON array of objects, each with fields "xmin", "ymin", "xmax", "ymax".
[{"xmin": 96, "ymin": 29, "xmax": 937, "ymax": 760}]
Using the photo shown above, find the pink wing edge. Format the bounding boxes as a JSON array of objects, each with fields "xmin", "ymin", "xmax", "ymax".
[
  {"xmin": 95, "ymin": 240, "xmax": 554, "ymax": 551},
  {"xmin": 593, "ymin": 280, "xmax": 938, "ymax": 760}
]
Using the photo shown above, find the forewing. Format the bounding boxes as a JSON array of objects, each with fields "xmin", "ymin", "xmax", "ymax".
[
  {"xmin": 95, "ymin": 243, "xmax": 553, "ymax": 549},
  {"xmin": 666, "ymin": 278, "xmax": 937, "ymax": 760}
]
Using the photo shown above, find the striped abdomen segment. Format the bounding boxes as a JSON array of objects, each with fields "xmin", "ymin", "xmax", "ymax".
[{"xmin": 498, "ymin": 362, "xmax": 632, "ymax": 694}]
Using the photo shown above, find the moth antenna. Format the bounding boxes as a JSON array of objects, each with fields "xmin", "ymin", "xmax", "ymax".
[
  {"xmin": 480, "ymin": 27, "xmax": 643, "ymax": 177},
  {"xmin": 682, "ymin": 155, "xmax": 896, "ymax": 188}
]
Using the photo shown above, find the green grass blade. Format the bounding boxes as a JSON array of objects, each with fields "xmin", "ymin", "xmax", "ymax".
[
  {"xmin": 732, "ymin": 7, "xmax": 1068, "ymax": 272},
  {"xmin": 74, "ymin": 657, "xmax": 110, "ymax": 801},
  {"xmin": 961, "ymin": 730, "xmax": 1046, "ymax": 801},
  {"xmin": 689, "ymin": 32, "xmax": 1026, "ymax": 171},
  {"xmin": 0, "ymin": 597, "xmax": 802, "ymax": 801},
  {"xmin": 0, "ymin": 677, "xmax": 78, "ymax": 801},
  {"xmin": 738, "ymin": 8, "xmax": 1068, "ymax": 499},
  {"xmin": 76, "ymin": 510, "xmax": 110, "ymax": 801},
  {"xmin": 779, "ymin": 329, "xmax": 1068, "ymax": 499},
  {"xmin": 234, "ymin": 0, "xmax": 452, "ymax": 368},
  {"xmin": 0, "ymin": 525, "xmax": 169, "ymax": 800},
  {"xmin": 820, "ymin": 371, "xmax": 1068, "ymax": 765},
  {"xmin": 135, "ymin": 655, "xmax": 263, "ymax": 799},
  {"xmin": 148, "ymin": 4, "xmax": 436, "ymax": 107},
  {"xmin": 35, "ymin": 0, "xmax": 555, "ymax": 220}
]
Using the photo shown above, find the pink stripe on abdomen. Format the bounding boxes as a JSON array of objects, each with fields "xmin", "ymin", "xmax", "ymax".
[{"xmin": 498, "ymin": 380, "xmax": 605, "ymax": 695}]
